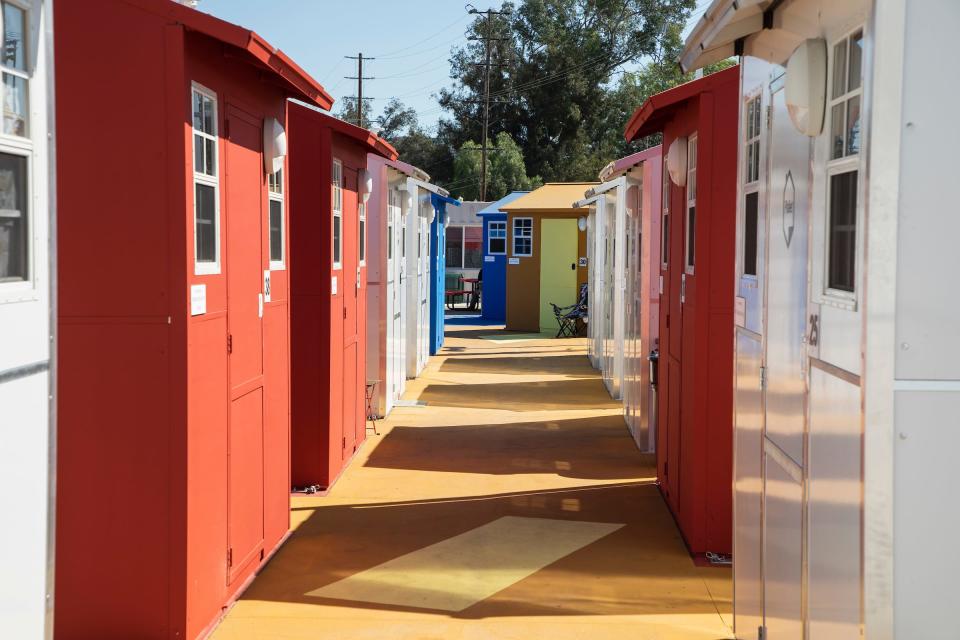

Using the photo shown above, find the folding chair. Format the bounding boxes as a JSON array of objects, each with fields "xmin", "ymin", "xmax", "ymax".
[{"xmin": 551, "ymin": 303, "xmax": 577, "ymax": 338}]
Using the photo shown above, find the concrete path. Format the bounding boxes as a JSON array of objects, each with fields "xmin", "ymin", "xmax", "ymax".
[{"xmin": 212, "ymin": 324, "xmax": 732, "ymax": 640}]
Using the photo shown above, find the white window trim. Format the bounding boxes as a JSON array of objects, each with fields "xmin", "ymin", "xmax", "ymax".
[
  {"xmin": 0, "ymin": 144, "xmax": 35, "ymax": 301},
  {"xmin": 0, "ymin": 0, "xmax": 31, "ymax": 145},
  {"xmin": 512, "ymin": 217, "xmax": 533, "ymax": 257},
  {"xmin": 332, "ymin": 158, "xmax": 342, "ymax": 270},
  {"xmin": 191, "ymin": 82, "xmax": 220, "ymax": 276},
  {"xmin": 268, "ymin": 171, "xmax": 285, "ymax": 270},
  {"xmin": 487, "ymin": 220, "xmax": 507, "ymax": 255},
  {"xmin": 661, "ymin": 157, "xmax": 669, "ymax": 271},
  {"xmin": 820, "ymin": 26, "xmax": 864, "ymax": 307},
  {"xmin": 359, "ymin": 202, "xmax": 366, "ymax": 266},
  {"xmin": 740, "ymin": 91, "xmax": 762, "ymax": 281},
  {"xmin": 685, "ymin": 133, "xmax": 697, "ymax": 275}
]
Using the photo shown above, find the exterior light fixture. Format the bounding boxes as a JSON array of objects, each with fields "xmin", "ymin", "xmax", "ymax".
[
  {"xmin": 359, "ymin": 169, "xmax": 373, "ymax": 204},
  {"xmin": 666, "ymin": 137, "xmax": 688, "ymax": 187},
  {"xmin": 263, "ymin": 117, "xmax": 286, "ymax": 174},
  {"xmin": 577, "ymin": 216, "xmax": 587, "ymax": 232},
  {"xmin": 785, "ymin": 38, "xmax": 828, "ymax": 136}
]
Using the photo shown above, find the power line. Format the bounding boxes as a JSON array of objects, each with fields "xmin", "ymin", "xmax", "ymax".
[{"xmin": 373, "ymin": 12, "xmax": 471, "ymax": 59}]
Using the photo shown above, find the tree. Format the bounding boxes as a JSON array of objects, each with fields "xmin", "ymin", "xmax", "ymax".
[
  {"xmin": 450, "ymin": 132, "xmax": 541, "ymax": 201},
  {"xmin": 335, "ymin": 97, "xmax": 373, "ymax": 128},
  {"xmin": 438, "ymin": 0, "xmax": 697, "ymax": 183},
  {"xmin": 376, "ymin": 98, "xmax": 418, "ymax": 141}
]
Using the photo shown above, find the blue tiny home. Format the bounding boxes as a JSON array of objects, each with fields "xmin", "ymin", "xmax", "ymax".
[
  {"xmin": 429, "ymin": 191, "xmax": 461, "ymax": 354},
  {"xmin": 477, "ymin": 192, "xmax": 529, "ymax": 323}
]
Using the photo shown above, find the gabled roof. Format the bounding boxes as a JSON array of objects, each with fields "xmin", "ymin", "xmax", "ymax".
[
  {"xmin": 680, "ymin": 0, "xmax": 779, "ymax": 74},
  {"xmin": 382, "ymin": 157, "xmax": 431, "ymax": 182},
  {"xmin": 130, "ymin": 0, "xmax": 333, "ymax": 109},
  {"xmin": 290, "ymin": 102, "xmax": 397, "ymax": 159},
  {"xmin": 598, "ymin": 145, "xmax": 662, "ymax": 182},
  {"xmin": 478, "ymin": 191, "xmax": 530, "ymax": 216},
  {"xmin": 624, "ymin": 65, "xmax": 739, "ymax": 141},
  {"xmin": 501, "ymin": 183, "xmax": 599, "ymax": 214}
]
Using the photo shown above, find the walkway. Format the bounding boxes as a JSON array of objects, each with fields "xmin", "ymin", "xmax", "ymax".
[{"xmin": 212, "ymin": 324, "xmax": 732, "ymax": 640}]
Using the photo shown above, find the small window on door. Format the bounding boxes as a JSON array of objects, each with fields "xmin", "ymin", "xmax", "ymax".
[
  {"xmin": 743, "ymin": 192, "xmax": 759, "ymax": 277},
  {"xmin": 0, "ymin": 152, "xmax": 28, "ymax": 283},
  {"xmin": 488, "ymin": 220, "xmax": 506, "ymax": 255},
  {"xmin": 332, "ymin": 159, "xmax": 342, "ymax": 269},
  {"xmin": 359, "ymin": 203, "xmax": 366, "ymax": 265},
  {"xmin": 661, "ymin": 158, "xmax": 669, "ymax": 270},
  {"xmin": 827, "ymin": 170, "xmax": 858, "ymax": 293},
  {"xmin": 513, "ymin": 217, "xmax": 533, "ymax": 256},
  {"xmin": 1, "ymin": 1, "xmax": 29, "ymax": 138},
  {"xmin": 268, "ymin": 168, "xmax": 284, "ymax": 268},
  {"xmin": 685, "ymin": 135, "xmax": 697, "ymax": 273}
]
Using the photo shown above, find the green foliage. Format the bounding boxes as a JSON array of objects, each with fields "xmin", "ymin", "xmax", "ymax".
[
  {"xmin": 335, "ymin": 97, "xmax": 373, "ymax": 127},
  {"xmin": 450, "ymin": 132, "xmax": 542, "ymax": 201}
]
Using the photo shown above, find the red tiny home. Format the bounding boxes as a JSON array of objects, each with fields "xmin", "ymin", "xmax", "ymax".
[
  {"xmin": 54, "ymin": 1, "xmax": 332, "ymax": 638},
  {"xmin": 625, "ymin": 65, "xmax": 739, "ymax": 557},
  {"xmin": 287, "ymin": 103, "xmax": 396, "ymax": 489}
]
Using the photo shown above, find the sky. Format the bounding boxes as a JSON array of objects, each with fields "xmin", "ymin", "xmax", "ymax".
[
  {"xmin": 197, "ymin": 0, "xmax": 712, "ymax": 131},
  {"xmin": 198, "ymin": 0, "xmax": 486, "ymax": 131}
]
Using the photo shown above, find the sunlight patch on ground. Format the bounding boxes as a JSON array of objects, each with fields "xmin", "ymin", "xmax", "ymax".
[{"xmin": 306, "ymin": 516, "xmax": 623, "ymax": 612}]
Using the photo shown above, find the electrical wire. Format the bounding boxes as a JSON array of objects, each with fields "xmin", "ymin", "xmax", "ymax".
[{"xmin": 373, "ymin": 12, "xmax": 472, "ymax": 59}]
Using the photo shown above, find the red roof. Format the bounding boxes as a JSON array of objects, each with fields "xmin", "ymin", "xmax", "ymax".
[
  {"xmin": 290, "ymin": 102, "xmax": 398, "ymax": 160},
  {"xmin": 130, "ymin": 0, "xmax": 334, "ymax": 109},
  {"xmin": 624, "ymin": 65, "xmax": 739, "ymax": 141}
]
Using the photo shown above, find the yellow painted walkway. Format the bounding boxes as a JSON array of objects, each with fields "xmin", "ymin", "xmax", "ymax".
[{"xmin": 213, "ymin": 325, "xmax": 732, "ymax": 640}]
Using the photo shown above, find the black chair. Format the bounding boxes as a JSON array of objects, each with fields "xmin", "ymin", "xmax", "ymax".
[{"xmin": 550, "ymin": 303, "xmax": 578, "ymax": 338}]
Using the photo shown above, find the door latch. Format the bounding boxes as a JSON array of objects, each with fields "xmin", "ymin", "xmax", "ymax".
[{"xmin": 809, "ymin": 313, "xmax": 820, "ymax": 347}]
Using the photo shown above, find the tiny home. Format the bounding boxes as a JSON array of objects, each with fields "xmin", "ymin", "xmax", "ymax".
[
  {"xmin": 0, "ymin": 1, "xmax": 54, "ymax": 638},
  {"xmin": 477, "ymin": 192, "xmax": 529, "ymax": 324},
  {"xmin": 575, "ymin": 147, "xmax": 662, "ymax": 452},
  {"xmin": 624, "ymin": 66, "xmax": 739, "ymax": 557},
  {"xmin": 287, "ymin": 102, "xmax": 396, "ymax": 490},
  {"xmin": 366, "ymin": 157, "xmax": 440, "ymax": 417},
  {"xmin": 683, "ymin": 0, "xmax": 959, "ymax": 636},
  {"xmin": 444, "ymin": 200, "xmax": 487, "ymax": 281},
  {"xmin": 500, "ymin": 184, "xmax": 593, "ymax": 333},
  {"xmin": 428, "ymin": 191, "xmax": 460, "ymax": 355},
  {"xmin": 54, "ymin": 1, "xmax": 332, "ymax": 637}
]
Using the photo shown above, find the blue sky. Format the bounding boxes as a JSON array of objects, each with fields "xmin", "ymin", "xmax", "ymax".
[
  {"xmin": 197, "ymin": 0, "xmax": 710, "ymax": 131},
  {"xmin": 198, "ymin": 0, "xmax": 483, "ymax": 131}
]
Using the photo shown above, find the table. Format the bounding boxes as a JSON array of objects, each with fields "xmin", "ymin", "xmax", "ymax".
[{"xmin": 462, "ymin": 278, "xmax": 481, "ymax": 311}]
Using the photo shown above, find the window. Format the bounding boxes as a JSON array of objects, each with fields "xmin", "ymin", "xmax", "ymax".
[
  {"xmin": 827, "ymin": 171, "xmax": 858, "ymax": 292},
  {"xmin": 1, "ymin": 2, "xmax": 28, "ymax": 137},
  {"xmin": 445, "ymin": 225, "xmax": 463, "ymax": 268},
  {"xmin": 332, "ymin": 159, "xmax": 342, "ymax": 269},
  {"xmin": 268, "ymin": 168, "xmax": 284, "ymax": 268},
  {"xmin": 192, "ymin": 84, "xmax": 219, "ymax": 273},
  {"xmin": 444, "ymin": 224, "xmax": 484, "ymax": 269},
  {"xmin": 745, "ymin": 96, "xmax": 762, "ymax": 184},
  {"xmin": 513, "ymin": 217, "xmax": 533, "ymax": 256},
  {"xmin": 359, "ymin": 203, "xmax": 366, "ymax": 265},
  {"xmin": 661, "ymin": 158, "xmax": 669, "ymax": 269},
  {"xmin": 830, "ymin": 30, "xmax": 863, "ymax": 160},
  {"xmin": 824, "ymin": 28, "xmax": 863, "ymax": 297},
  {"xmin": 0, "ymin": 152, "xmax": 27, "ymax": 282},
  {"xmin": 388, "ymin": 189, "xmax": 397, "ymax": 261},
  {"xmin": 685, "ymin": 135, "xmax": 697, "ymax": 272},
  {"xmin": 488, "ymin": 220, "xmax": 506, "ymax": 255},
  {"xmin": 743, "ymin": 192, "xmax": 759, "ymax": 277}
]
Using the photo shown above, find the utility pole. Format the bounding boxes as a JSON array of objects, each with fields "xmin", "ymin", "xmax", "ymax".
[
  {"xmin": 467, "ymin": 5, "xmax": 510, "ymax": 200},
  {"xmin": 345, "ymin": 52, "xmax": 375, "ymax": 129}
]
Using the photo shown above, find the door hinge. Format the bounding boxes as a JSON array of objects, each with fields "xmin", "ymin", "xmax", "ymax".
[
  {"xmin": 227, "ymin": 548, "xmax": 233, "ymax": 568},
  {"xmin": 227, "ymin": 334, "xmax": 233, "ymax": 354},
  {"xmin": 765, "ymin": 105, "xmax": 772, "ymax": 130},
  {"xmin": 342, "ymin": 436, "xmax": 346, "ymax": 450},
  {"xmin": 758, "ymin": 625, "xmax": 766, "ymax": 640},
  {"xmin": 665, "ymin": 314, "xmax": 670, "ymax": 329},
  {"xmin": 759, "ymin": 366, "xmax": 767, "ymax": 389},
  {"xmin": 343, "ymin": 307, "xmax": 347, "ymax": 319}
]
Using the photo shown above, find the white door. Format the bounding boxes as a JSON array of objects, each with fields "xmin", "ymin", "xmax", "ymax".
[{"xmin": 393, "ymin": 190, "xmax": 406, "ymax": 399}]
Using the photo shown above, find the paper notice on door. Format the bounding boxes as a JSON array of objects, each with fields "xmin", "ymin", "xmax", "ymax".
[
  {"xmin": 508, "ymin": 257, "xmax": 520, "ymax": 265},
  {"xmin": 190, "ymin": 284, "xmax": 206, "ymax": 316},
  {"xmin": 735, "ymin": 296, "xmax": 746, "ymax": 327},
  {"xmin": 484, "ymin": 255, "xmax": 495, "ymax": 263}
]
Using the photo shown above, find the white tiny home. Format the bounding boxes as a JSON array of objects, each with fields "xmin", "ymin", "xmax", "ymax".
[
  {"xmin": 683, "ymin": 0, "xmax": 960, "ymax": 637},
  {"xmin": 0, "ymin": 1, "xmax": 54, "ymax": 637},
  {"xmin": 576, "ymin": 146, "xmax": 662, "ymax": 452}
]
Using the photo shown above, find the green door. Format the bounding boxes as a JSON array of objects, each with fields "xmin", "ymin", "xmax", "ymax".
[{"xmin": 539, "ymin": 218, "xmax": 579, "ymax": 331}]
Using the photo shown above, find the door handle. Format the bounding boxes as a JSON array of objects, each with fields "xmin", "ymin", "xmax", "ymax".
[{"xmin": 571, "ymin": 263, "xmax": 576, "ymax": 270}]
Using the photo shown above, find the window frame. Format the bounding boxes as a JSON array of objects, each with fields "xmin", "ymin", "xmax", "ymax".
[
  {"xmin": 684, "ymin": 133, "xmax": 697, "ymax": 274},
  {"xmin": 488, "ymin": 220, "xmax": 507, "ymax": 255},
  {"xmin": 661, "ymin": 157, "xmax": 669, "ymax": 270},
  {"xmin": 0, "ymin": 0, "xmax": 29, "ymax": 140},
  {"xmin": 191, "ymin": 82, "xmax": 220, "ymax": 276},
  {"xmin": 359, "ymin": 201, "xmax": 366, "ymax": 266},
  {"xmin": 741, "ymin": 92, "xmax": 762, "ymax": 281},
  {"xmin": 512, "ymin": 217, "xmax": 533, "ymax": 257},
  {"xmin": 268, "ymin": 167, "xmax": 285, "ymax": 270},
  {"xmin": 332, "ymin": 158, "xmax": 343, "ymax": 270},
  {"xmin": 821, "ymin": 26, "xmax": 864, "ymax": 305}
]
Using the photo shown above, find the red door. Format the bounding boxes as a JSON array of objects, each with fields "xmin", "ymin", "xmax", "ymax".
[
  {"xmin": 661, "ymin": 176, "xmax": 683, "ymax": 509},
  {"xmin": 225, "ymin": 106, "xmax": 265, "ymax": 583},
  {"xmin": 341, "ymin": 168, "xmax": 360, "ymax": 459}
]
